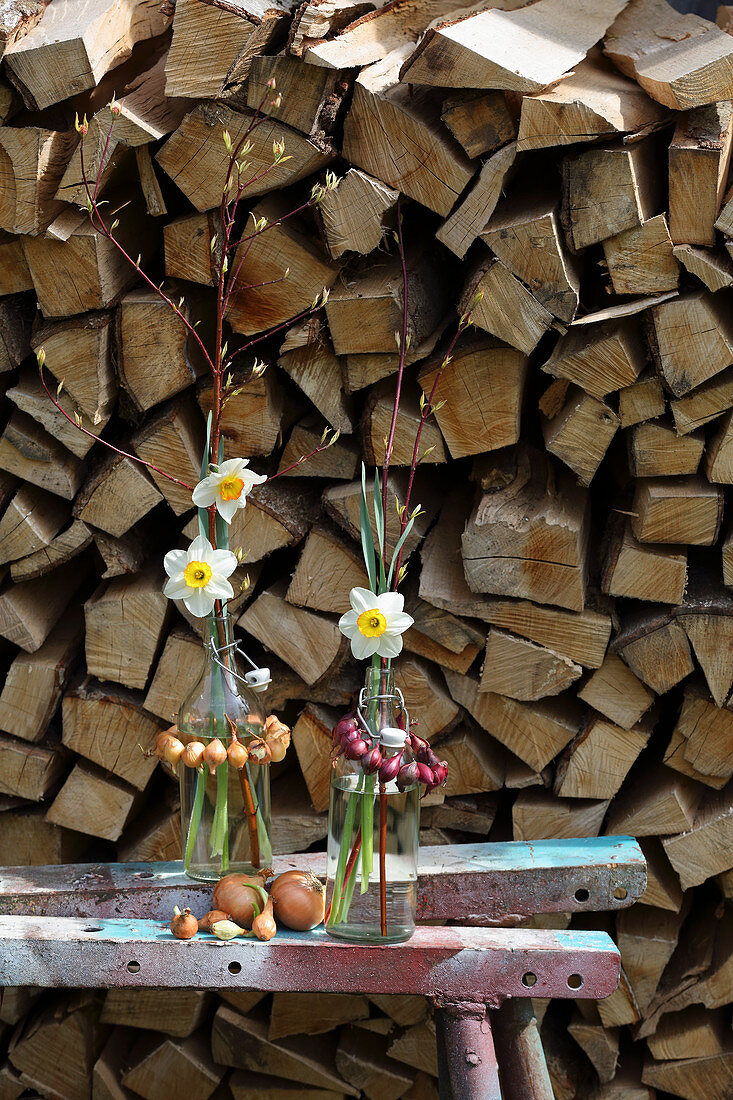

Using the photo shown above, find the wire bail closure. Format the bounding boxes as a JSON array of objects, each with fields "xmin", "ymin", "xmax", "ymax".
[
  {"xmin": 356, "ymin": 686, "xmax": 409, "ymax": 741},
  {"xmin": 208, "ymin": 636, "xmax": 271, "ymax": 693}
]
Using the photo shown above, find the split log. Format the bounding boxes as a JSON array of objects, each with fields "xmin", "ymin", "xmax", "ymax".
[
  {"xmin": 0, "ymin": 805, "xmax": 87, "ymax": 867},
  {"xmin": 603, "ymin": 215, "xmax": 679, "ymax": 295},
  {"xmin": 673, "ymin": 682, "xmax": 733, "ymax": 778},
  {"xmin": 642, "ymin": 1048, "xmax": 733, "ymax": 1097},
  {"xmin": 118, "ymin": 788, "xmax": 181, "ymax": 862},
  {"xmin": 631, "ymin": 476, "xmax": 724, "ymax": 545},
  {"xmin": 31, "ymin": 311, "xmax": 115, "ymax": 424},
  {"xmin": 665, "ymin": 721, "xmax": 728, "ymax": 790},
  {"xmin": 136, "ymin": 144, "xmax": 167, "ymax": 217},
  {"xmin": 131, "ymin": 394, "xmax": 204, "ymax": 515},
  {"xmin": 542, "ymin": 316, "xmax": 646, "ymax": 399},
  {"xmin": 605, "ymin": 766, "xmax": 703, "ymax": 835},
  {"xmin": 602, "ymin": 519, "xmax": 687, "ymax": 604},
  {"xmin": 706, "ymin": 408, "xmax": 733, "ymax": 483},
  {"xmin": 324, "ymin": 462, "xmax": 432, "ymax": 562},
  {"xmin": 446, "ymin": 668, "xmax": 583, "ymax": 773},
  {"xmin": 478, "ymin": 629, "xmax": 582, "ymax": 702},
  {"xmin": 677, "ymin": 580, "xmax": 733, "ymax": 706},
  {"xmin": 442, "ymin": 89, "xmax": 517, "ymax": 159},
  {"xmin": 671, "ymin": 372, "xmax": 733, "ymax": 435},
  {"xmin": 291, "ymin": 702, "xmax": 338, "ymax": 811},
  {"xmin": 482, "ymin": 190, "xmax": 580, "ymax": 322},
  {"xmin": 0, "ymin": 232, "xmax": 32, "ymax": 295},
  {"xmin": 163, "ymin": 211, "xmax": 218, "ymax": 286},
  {"xmin": 461, "ymin": 255, "xmax": 555, "ymax": 355},
  {"xmin": 604, "ymin": 0, "xmax": 733, "ymax": 110},
  {"xmin": 629, "ymin": 419, "xmax": 704, "ymax": 477},
  {"xmin": 121, "ymin": 1032, "xmax": 224, "ymax": 1100},
  {"xmin": 399, "ymin": 0, "xmax": 627, "ymax": 91},
  {"xmin": 94, "ymin": 526, "xmax": 147, "ymax": 579},
  {"xmin": 674, "ymin": 244, "xmax": 733, "ymax": 291},
  {"xmin": 668, "ymin": 102, "xmax": 733, "ymax": 246},
  {"xmin": 420, "ymin": 493, "xmax": 611, "ymax": 667},
  {"xmin": 117, "ymin": 289, "xmax": 208, "ymax": 413},
  {"xmin": 4, "ymin": 0, "xmax": 172, "ymax": 109},
  {"xmin": 461, "ymin": 445, "xmax": 589, "ymax": 613},
  {"xmin": 0, "ymin": 484, "xmax": 68, "ymax": 566},
  {"xmin": 10, "ymin": 520, "xmax": 92, "ymax": 582},
  {"xmin": 395, "ymin": 656, "xmax": 459, "ymax": 742},
  {"xmin": 46, "ymin": 759, "xmax": 140, "ymax": 841},
  {"xmin": 619, "ymin": 371, "xmax": 666, "ymax": 428},
  {"xmin": 239, "ymin": 584, "xmax": 346, "ymax": 687},
  {"xmin": 143, "ymin": 626, "xmax": 202, "ymax": 722},
  {"xmin": 336, "ymin": 1026, "xmax": 413, "ymax": 1100},
  {"xmin": 23, "ymin": 202, "xmax": 157, "ymax": 317},
  {"xmin": 198, "ymin": 367, "xmax": 291, "ymax": 460},
  {"xmin": 0, "ymin": 127, "xmax": 75, "ymax": 235},
  {"xmin": 567, "ymin": 1010, "xmax": 619, "ymax": 1083},
  {"xmin": 436, "ymin": 724, "xmax": 506, "ymax": 797},
  {"xmin": 0, "ymin": 734, "xmax": 66, "ymax": 801},
  {"xmin": 421, "ymin": 793, "xmax": 497, "ymax": 835},
  {"xmin": 6, "ymin": 369, "xmax": 105, "ymax": 459},
  {"xmin": 0, "ymin": 0, "xmax": 50, "ymax": 56},
  {"xmin": 542, "ymin": 386, "xmax": 619, "ymax": 486},
  {"xmin": 211, "ymin": 1005, "xmax": 357, "ymax": 1094},
  {"xmin": 561, "ymin": 139, "xmax": 657, "ymax": 251},
  {"xmin": 325, "ymin": 250, "xmax": 448, "ymax": 356},
  {"xmin": 288, "ymin": 0, "xmax": 375, "ymax": 58},
  {"xmin": 617, "ymin": 905, "xmax": 684, "ymax": 1014},
  {"xmin": 662, "ymin": 785, "xmax": 733, "ymax": 889},
  {"xmin": 0, "ymin": 561, "xmax": 85, "ymax": 652},
  {"xmin": 578, "ymin": 654, "xmax": 655, "ymax": 731},
  {"xmin": 517, "ymin": 52, "xmax": 668, "ymax": 152},
  {"xmin": 270, "ymin": 994, "xmax": 370, "ymax": 1041},
  {"xmin": 8, "ymin": 995, "xmax": 106, "ymax": 1100},
  {"xmin": 247, "ymin": 53, "xmax": 345, "ymax": 138},
  {"xmin": 318, "ymin": 168, "xmax": 398, "ymax": 259},
  {"xmin": 362, "ymin": 381, "xmax": 446, "ymax": 467},
  {"xmin": 84, "ymin": 563, "xmax": 170, "ymax": 690},
  {"xmin": 157, "ymin": 104, "xmax": 334, "ymax": 213},
  {"xmin": 0, "ymin": 612, "xmax": 83, "ymax": 741},
  {"xmin": 613, "ymin": 606, "xmax": 695, "ymax": 694},
  {"xmin": 647, "ymin": 290, "xmax": 733, "ymax": 397},
  {"xmin": 555, "ymin": 714, "xmax": 651, "ymax": 800},
  {"xmin": 513, "ymin": 789, "xmax": 610, "ymax": 841},
  {"xmin": 226, "ymin": 195, "xmax": 340, "ymax": 337},
  {"xmin": 164, "ymin": 0, "xmax": 289, "ymax": 100},
  {"xmin": 418, "ymin": 337, "xmax": 528, "ymax": 459},
  {"xmin": 638, "ymin": 835, "xmax": 684, "ymax": 912},
  {"xmin": 62, "ymin": 679, "xmax": 163, "ymax": 789},
  {"xmin": 286, "ymin": 525, "xmax": 368, "ymax": 614},
  {"xmin": 278, "ymin": 320, "xmax": 353, "ymax": 432},
  {"xmin": 343, "ymin": 45, "xmax": 474, "ymax": 218},
  {"xmin": 74, "ymin": 454, "xmax": 163, "ymax": 538},
  {"xmin": 436, "ymin": 141, "xmax": 517, "ymax": 260},
  {"xmin": 101, "ymin": 990, "xmax": 211, "ymax": 1037},
  {"xmin": 646, "ymin": 1006, "xmax": 729, "ymax": 1060},
  {"xmin": 277, "ymin": 419, "xmax": 359, "ymax": 480}
]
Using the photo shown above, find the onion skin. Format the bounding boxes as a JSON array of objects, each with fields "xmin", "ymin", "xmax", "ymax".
[
  {"xmin": 227, "ymin": 741, "xmax": 248, "ymax": 769},
  {"xmin": 252, "ymin": 896, "xmax": 277, "ymax": 941},
  {"xmin": 270, "ymin": 870, "xmax": 325, "ymax": 931},
  {"xmin": 213, "ymin": 871, "xmax": 270, "ymax": 927},
  {"xmin": 161, "ymin": 736, "xmax": 184, "ymax": 766},
  {"xmin": 198, "ymin": 909, "xmax": 230, "ymax": 932},
  {"xmin": 181, "ymin": 742, "xmax": 206, "ymax": 769},
  {"xmin": 203, "ymin": 738, "xmax": 228, "ymax": 772},
  {"xmin": 170, "ymin": 906, "xmax": 198, "ymax": 939}
]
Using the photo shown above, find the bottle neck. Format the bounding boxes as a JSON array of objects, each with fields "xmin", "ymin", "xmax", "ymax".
[
  {"xmin": 362, "ymin": 663, "xmax": 400, "ymax": 741},
  {"xmin": 206, "ymin": 613, "xmax": 235, "ymax": 654}
]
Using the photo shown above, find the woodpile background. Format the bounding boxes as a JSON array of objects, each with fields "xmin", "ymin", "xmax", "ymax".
[{"xmin": 0, "ymin": 0, "xmax": 732, "ymax": 1095}]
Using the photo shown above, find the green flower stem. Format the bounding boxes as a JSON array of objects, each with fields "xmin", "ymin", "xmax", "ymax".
[
  {"xmin": 184, "ymin": 768, "xmax": 207, "ymax": 873},
  {"xmin": 328, "ymin": 786, "xmax": 360, "ymax": 926},
  {"xmin": 360, "ymin": 774, "xmax": 375, "ymax": 894},
  {"xmin": 210, "ymin": 761, "xmax": 229, "ymax": 861}
]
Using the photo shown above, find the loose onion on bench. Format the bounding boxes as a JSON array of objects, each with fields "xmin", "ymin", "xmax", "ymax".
[{"xmin": 270, "ymin": 870, "xmax": 325, "ymax": 931}]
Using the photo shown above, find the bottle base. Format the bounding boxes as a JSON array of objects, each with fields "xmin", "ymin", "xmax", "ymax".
[
  {"xmin": 325, "ymin": 924, "xmax": 415, "ymax": 945},
  {"xmin": 183, "ymin": 861, "xmax": 266, "ymax": 883}
]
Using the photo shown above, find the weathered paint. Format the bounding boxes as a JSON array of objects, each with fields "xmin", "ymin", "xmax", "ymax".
[
  {"xmin": 435, "ymin": 1001, "xmax": 501, "ymax": 1100},
  {"xmin": 0, "ymin": 919, "xmax": 620, "ymax": 1000},
  {"xmin": 491, "ymin": 999, "xmax": 554, "ymax": 1100},
  {"xmin": 0, "ymin": 837, "xmax": 646, "ymax": 922}
]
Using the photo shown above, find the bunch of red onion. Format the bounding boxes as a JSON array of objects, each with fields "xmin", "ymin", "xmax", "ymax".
[{"xmin": 331, "ymin": 715, "xmax": 448, "ymax": 794}]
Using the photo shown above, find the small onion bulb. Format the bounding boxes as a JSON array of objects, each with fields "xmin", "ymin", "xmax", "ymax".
[{"xmin": 270, "ymin": 870, "xmax": 325, "ymax": 931}]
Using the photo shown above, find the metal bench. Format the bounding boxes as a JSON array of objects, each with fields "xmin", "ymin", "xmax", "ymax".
[{"xmin": 0, "ymin": 836, "xmax": 646, "ymax": 1099}]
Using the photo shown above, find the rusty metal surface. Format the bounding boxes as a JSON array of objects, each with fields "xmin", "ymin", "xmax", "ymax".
[
  {"xmin": 491, "ymin": 999, "xmax": 554, "ymax": 1100},
  {"xmin": 0, "ymin": 919, "xmax": 620, "ymax": 1000},
  {"xmin": 0, "ymin": 837, "xmax": 646, "ymax": 922},
  {"xmin": 435, "ymin": 1001, "xmax": 502, "ymax": 1100}
]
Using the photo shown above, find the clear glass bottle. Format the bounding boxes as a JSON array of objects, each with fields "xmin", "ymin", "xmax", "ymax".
[
  {"xmin": 325, "ymin": 665, "xmax": 419, "ymax": 944},
  {"xmin": 178, "ymin": 613, "xmax": 272, "ymax": 882}
]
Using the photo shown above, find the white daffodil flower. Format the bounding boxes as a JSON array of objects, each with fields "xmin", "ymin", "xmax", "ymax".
[
  {"xmin": 338, "ymin": 586, "xmax": 414, "ymax": 661},
  {"xmin": 163, "ymin": 534, "xmax": 238, "ymax": 617},
  {"xmin": 192, "ymin": 458, "xmax": 267, "ymax": 523}
]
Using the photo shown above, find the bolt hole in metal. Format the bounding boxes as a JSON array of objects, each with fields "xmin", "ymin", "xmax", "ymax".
[
  {"xmin": 228, "ymin": 961, "xmax": 242, "ymax": 975},
  {"xmin": 127, "ymin": 961, "xmax": 141, "ymax": 973},
  {"xmin": 567, "ymin": 974, "xmax": 583, "ymax": 990},
  {"xmin": 574, "ymin": 887, "xmax": 590, "ymax": 902},
  {"xmin": 521, "ymin": 972, "xmax": 537, "ymax": 987},
  {"xmin": 83, "ymin": 926, "xmax": 103, "ymax": 933},
  {"xmin": 613, "ymin": 886, "xmax": 628, "ymax": 900}
]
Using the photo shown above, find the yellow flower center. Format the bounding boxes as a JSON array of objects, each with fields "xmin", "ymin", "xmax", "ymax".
[
  {"xmin": 184, "ymin": 560, "xmax": 212, "ymax": 588},
  {"xmin": 220, "ymin": 475, "xmax": 245, "ymax": 501},
  {"xmin": 357, "ymin": 608, "xmax": 387, "ymax": 638}
]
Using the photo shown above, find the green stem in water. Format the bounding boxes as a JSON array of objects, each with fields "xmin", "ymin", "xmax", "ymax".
[
  {"xmin": 360, "ymin": 773, "xmax": 375, "ymax": 894},
  {"xmin": 328, "ymin": 785, "xmax": 360, "ymax": 926},
  {"xmin": 184, "ymin": 768, "xmax": 207, "ymax": 873},
  {"xmin": 210, "ymin": 761, "xmax": 229, "ymax": 863}
]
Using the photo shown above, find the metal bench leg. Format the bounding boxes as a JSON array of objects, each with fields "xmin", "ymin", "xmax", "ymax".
[
  {"xmin": 491, "ymin": 999, "xmax": 553, "ymax": 1100},
  {"xmin": 434, "ymin": 1000, "xmax": 501, "ymax": 1100}
]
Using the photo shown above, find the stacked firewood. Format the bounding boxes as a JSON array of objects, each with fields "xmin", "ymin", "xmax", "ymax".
[{"xmin": 0, "ymin": 0, "xmax": 732, "ymax": 1094}]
